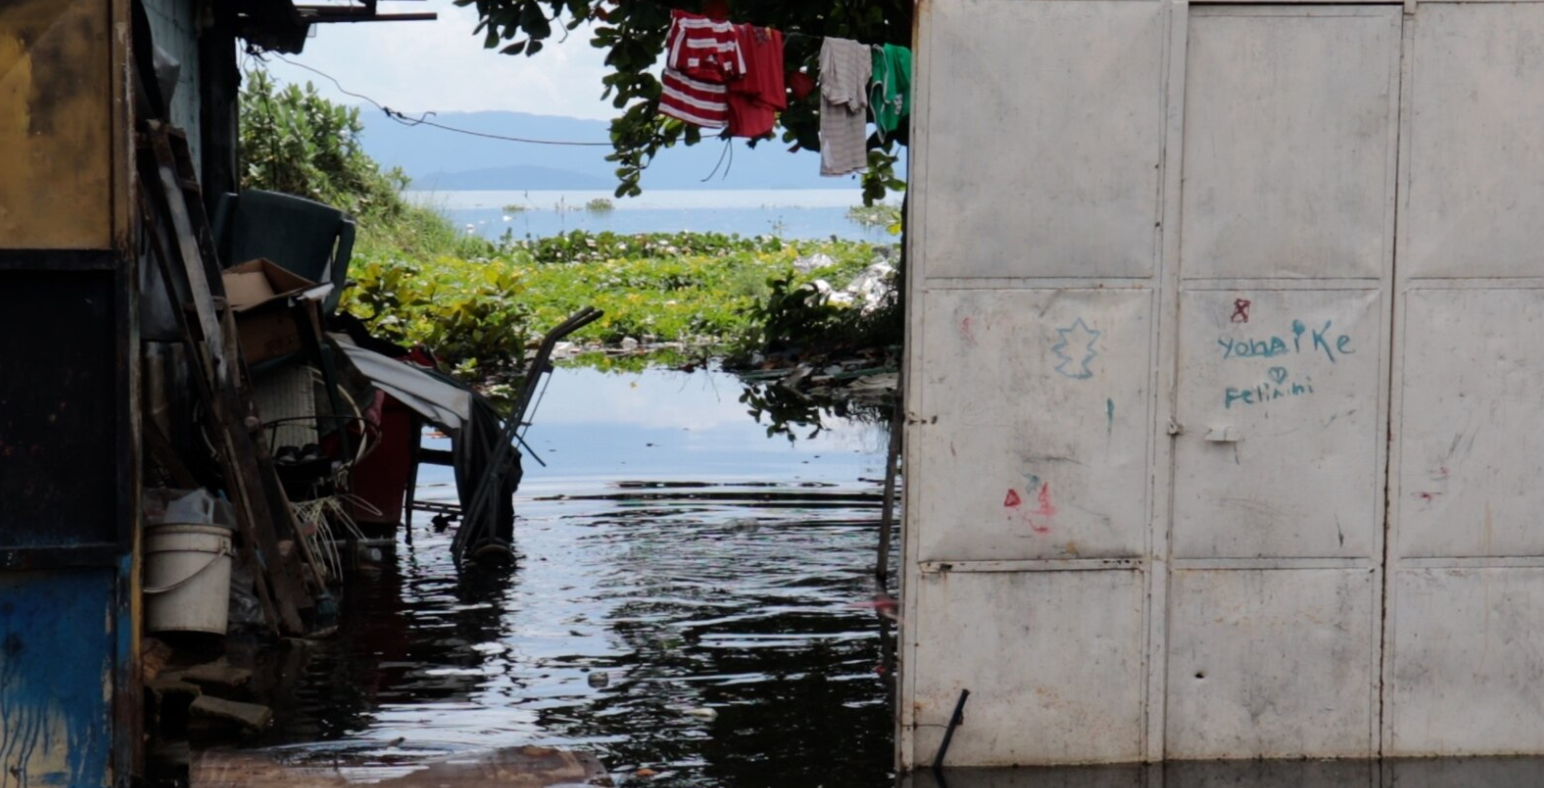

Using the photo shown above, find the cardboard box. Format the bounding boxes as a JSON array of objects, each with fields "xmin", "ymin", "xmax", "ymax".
[{"xmin": 221, "ymin": 259, "xmax": 320, "ymax": 365}]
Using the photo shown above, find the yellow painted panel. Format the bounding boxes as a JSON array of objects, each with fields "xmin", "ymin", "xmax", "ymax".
[{"xmin": 0, "ymin": 0, "xmax": 112, "ymax": 250}]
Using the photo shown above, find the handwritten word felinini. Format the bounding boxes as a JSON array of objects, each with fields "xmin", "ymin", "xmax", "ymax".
[{"xmin": 1224, "ymin": 366, "xmax": 1315, "ymax": 409}]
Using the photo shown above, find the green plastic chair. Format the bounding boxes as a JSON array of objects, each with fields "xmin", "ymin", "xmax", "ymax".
[{"xmin": 213, "ymin": 190, "xmax": 356, "ymax": 315}]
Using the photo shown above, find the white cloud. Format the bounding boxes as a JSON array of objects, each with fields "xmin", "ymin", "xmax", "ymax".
[{"xmin": 259, "ymin": 1, "xmax": 616, "ymax": 120}]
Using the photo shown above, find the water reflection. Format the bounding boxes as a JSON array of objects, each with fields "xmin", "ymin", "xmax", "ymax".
[
  {"xmin": 262, "ymin": 368, "xmax": 896, "ymax": 786},
  {"xmin": 739, "ymin": 376, "xmax": 890, "ymax": 444}
]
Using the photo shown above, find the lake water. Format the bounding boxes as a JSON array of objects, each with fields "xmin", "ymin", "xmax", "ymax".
[
  {"xmin": 259, "ymin": 367, "xmax": 899, "ymax": 786},
  {"xmin": 408, "ymin": 188, "xmax": 899, "ymax": 242}
]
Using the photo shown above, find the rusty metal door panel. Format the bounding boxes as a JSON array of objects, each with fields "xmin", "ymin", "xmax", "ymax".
[
  {"xmin": 0, "ymin": 272, "xmax": 120, "ymax": 548},
  {"xmin": 0, "ymin": 571, "xmax": 116, "ymax": 787},
  {"xmin": 1387, "ymin": 568, "xmax": 1544, "ymax": 756},
  {"xmin": 915, "ymin": 289, "xmax": 1153, "ymax": 561},
  {"xmin": 1178, "ymin": 7, "xmax": 1401, "ymax": 281},
  {"xmin": 910, "ymin": 568, "xmax": 1146, "ymax": 766},
  {"xmin": 915, "ymin": 0, "xmax": 1164, "ymax": 280},
  {"xmin": 0, "ymin": 0, "xmax": 114, "ymax": 250},
  {"xmin": 1164, "ymin": 568, "xmax": 1379, "ymax": 759},
  {"xmin": 1394, "ymin": 288, "xmax": 1544, "ymax": 558},
  {"xmin": 1402, "ymin": 4, "xmax": 1544, "ymax": 279},
  {"xmin": 1172, "ymin": 289, "xmax": 1384, "ymax": 559}
]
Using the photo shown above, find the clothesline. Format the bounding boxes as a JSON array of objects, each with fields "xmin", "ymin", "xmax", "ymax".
[{"xmin": 659, "ymin": 9, "xmax": 911, "ymax": 178}]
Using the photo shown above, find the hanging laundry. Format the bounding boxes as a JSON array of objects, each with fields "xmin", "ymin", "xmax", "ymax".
[
  {"xmin": 660, "ymin": 10, "xmax": 746, "ymax": 129},
  {"xmin": 728, "ymin": 25, "xmax": 787, "ymax": 139},
  {"xmin": 787, "ymin": 70, "xmax": 816, "ymax": 102},
  {"xmin": 870, "ymin": 44, "xmax": 912, "ymax": 138},
  {"xmin": 819, "ymin": 37, "xmax": 871, "ymax": 177}
]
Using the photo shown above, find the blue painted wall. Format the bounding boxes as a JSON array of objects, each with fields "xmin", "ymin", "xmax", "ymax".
[{"xmin": 0, "ymin": 571, "xmax": 116, "ymax": 788}]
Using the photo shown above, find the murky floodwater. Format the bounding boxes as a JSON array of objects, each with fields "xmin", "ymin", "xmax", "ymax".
[{"xmin": 263, "ymin": 367, "xmax": 898, "ymax": 786}]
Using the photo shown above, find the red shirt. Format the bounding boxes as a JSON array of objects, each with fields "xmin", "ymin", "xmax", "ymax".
[{"xmin": 728, "ymin": 25, "xmax": 787, "ymax": 139}]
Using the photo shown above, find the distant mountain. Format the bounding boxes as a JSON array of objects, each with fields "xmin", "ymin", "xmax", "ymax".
[
  {"xmin": 358, "ymin": 110, "xmax": 869, "ymax": 191},
  {"xmin": 414, "ymin": 165, "xmax": 612, "ymax": 191}
]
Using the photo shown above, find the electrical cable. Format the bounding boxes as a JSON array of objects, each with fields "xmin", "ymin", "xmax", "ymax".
[{"xmin": 250, "ymin": 49, "xmax": 614, "ymax": 147}]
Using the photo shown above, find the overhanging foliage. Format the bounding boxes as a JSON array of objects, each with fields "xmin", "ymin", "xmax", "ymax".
[{"xmin": 456, "ymin": 0, "xmax": 911, "ymax": 202}]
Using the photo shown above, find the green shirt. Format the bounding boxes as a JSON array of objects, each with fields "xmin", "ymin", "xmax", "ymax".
[{"xmin": 870, "ymin": 44, "xmax": 912, "ymax": 135}]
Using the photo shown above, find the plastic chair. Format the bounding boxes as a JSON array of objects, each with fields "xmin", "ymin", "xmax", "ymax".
[{"xmin": 212, "ymin": 190, "xmax": 356, "ymax": 315}]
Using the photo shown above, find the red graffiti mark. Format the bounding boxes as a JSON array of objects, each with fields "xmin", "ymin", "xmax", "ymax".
[
  {"xmin": 1436, "ymin": 466, "xmax": 1450, "ymax": 479},
  {"xmin": 1416, "ymin": 491, "xmax": 1441, "ymax": 502},
  {"xmin": 1004, "ymin": 489, "xmax": 1023, "ymax": 508},
  {"xmin": 1231, "ymin": 299, "xmax": 1252, "ymax": 324},
  {"xmin": 1034, "ymin": 483, "xmax": 1058, "ymax": 518},
  {"xmin": 1027, "ymin": 483, "xmax": 1057, "ymax": 534},
  {"xmin": 961, "ymin": 317, "xmax": 978, "ymax": 345}
]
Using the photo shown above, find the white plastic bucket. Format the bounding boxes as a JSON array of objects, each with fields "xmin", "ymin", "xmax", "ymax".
[{"xmin": 145, "ymin": 524, "xmax": 234, "ymax": 635}]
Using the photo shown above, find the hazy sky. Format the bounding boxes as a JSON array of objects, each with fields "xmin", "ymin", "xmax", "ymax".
[{"xmin": 260, "ymin": 1, "xmax": 617, "ymax": 121}]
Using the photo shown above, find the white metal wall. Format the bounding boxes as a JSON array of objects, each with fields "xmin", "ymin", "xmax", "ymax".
[{"xmin": 903, "ymin": 0, "xmax": 1544, "ymax": 767}]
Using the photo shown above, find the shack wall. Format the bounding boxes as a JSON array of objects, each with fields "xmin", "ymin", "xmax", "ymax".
[
  {"xmin": 902, "ymin": 0, "xmax": 1544, "ymax": 767},
  {"xmin": 0, "ymin": 0, "xmax": 140, "ymax": 785}
]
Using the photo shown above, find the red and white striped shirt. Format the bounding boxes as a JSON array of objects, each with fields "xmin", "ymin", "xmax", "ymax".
[{"xmin": 660, "ymin": 10, "xmax": 745, "ymax": 129}]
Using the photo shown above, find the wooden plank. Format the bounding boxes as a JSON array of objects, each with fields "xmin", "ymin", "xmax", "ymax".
[{"xmin": 144, "ymin": 122, "xmax": 227, "ymax": 387}]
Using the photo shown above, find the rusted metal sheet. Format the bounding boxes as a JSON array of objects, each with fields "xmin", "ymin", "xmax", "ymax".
[
  {"xmin": 0, "ymin": 0, "xmax": 114, "ymax": 250},
  {"xmin": 0, "ymin": 0, "xmax": 138, "ymax": 784},
  {"xmin": 0, "ymin": 273, "xmax": 120, "ymax": 548},
  {"xmin": 0, "ymin": 571, "xmax": 117, "ymax": 788}
]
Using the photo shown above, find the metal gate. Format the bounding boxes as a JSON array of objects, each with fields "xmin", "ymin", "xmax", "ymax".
[{"xmin": 904, "ymin": 0, "xmax": 1544, "ymax": 766}]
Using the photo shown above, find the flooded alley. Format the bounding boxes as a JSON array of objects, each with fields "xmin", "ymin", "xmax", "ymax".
[{"xmin": 239, "ymin": 367, "xmax": 897, "ymax": 786}]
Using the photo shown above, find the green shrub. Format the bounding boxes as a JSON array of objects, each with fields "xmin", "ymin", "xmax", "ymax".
[{"xmin": 342, "ymin": 232, "xmax": 879, "ymax": 373}]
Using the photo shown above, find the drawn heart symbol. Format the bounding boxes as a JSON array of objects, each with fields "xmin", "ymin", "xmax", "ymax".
[{"xmin": 1268, "ymin": 367, "xmax": 1289, "ymax": 385}]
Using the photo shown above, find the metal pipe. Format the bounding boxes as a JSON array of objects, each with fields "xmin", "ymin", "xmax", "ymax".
[
  {"xmin": 932, "ymin": 688, "xmax": 970, "ymax": 774},
  {"xmin": 876, "ymin": 373, "xmax": 903, "ymax": 579}
]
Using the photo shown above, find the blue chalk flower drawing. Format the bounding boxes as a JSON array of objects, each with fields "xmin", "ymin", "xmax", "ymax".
[{"xmin": 1052, "ymin": 318, "xmax": 1101, "ymax": 380}]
